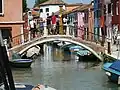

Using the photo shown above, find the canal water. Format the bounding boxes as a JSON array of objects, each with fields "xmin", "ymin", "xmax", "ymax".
[{"xmin": 12, "ymin": 43, "xmax": 120, "ymax": 90}]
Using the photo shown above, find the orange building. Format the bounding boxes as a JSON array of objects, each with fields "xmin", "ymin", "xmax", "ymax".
[{"xmin": 0, "ymin": 0, "xmax": 24, "ymax": 47}]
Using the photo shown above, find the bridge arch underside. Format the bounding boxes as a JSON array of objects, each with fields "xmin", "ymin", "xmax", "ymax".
[{"xmin": 19, "ymin": 38, "xmax": 103, "ymax": 61}]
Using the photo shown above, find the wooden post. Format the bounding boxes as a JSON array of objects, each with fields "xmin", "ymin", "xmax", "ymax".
[
  {"xmin": 108, "ymin": 42, "xmax": 111, "ymax": 54},
  {"xmin": 59, "ymin": 5, "xmax": 63, "ymax": 35}
]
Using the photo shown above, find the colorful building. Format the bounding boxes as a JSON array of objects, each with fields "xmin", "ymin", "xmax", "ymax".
[
  {"xmin": 94, "ymin": 0, "xmax": 100, "ymax": 41},
  {"xmin": 70, "ymin": 4, "xmax": 94, "ymax": 40}
]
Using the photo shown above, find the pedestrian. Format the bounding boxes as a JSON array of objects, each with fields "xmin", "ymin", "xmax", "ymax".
[
  {"xmin": 116, "ymin": 32, "xmax": 120, "ymax": 51},
  {"xmin": 63, "ymin": 16, "xmax": 67, "ymax": 35},
  {"xmin": 46, "ymin": 13, "xmax": 51, "ymax": 35},
  {"xmin": 39, "ymin": 18, "xmax": 44, "ymax": 36},
  {"xmin": 51, "ymin": 12, "xmax": 57, "ymax": 35},
  {"xmin": 29, "ymin": 19, "xmax": 36, "ymax": 38},
  {"xmin": 113, "ymin": 25, "xmax": 118, "ymax": 44}
]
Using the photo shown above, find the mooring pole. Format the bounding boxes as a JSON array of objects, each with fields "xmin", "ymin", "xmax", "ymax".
[
  {"xmin": 0, "ymin": 53, "xmax": 9, "ymax": 90},
  {"xmin": 0, "ymin": 29, "xmax": 15, "ymax": 90}
]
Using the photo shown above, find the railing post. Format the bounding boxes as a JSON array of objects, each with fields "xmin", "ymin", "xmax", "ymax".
[
  {"xmin": 44, "ymin": 20, "xmax": 48, "ymax": 36},
  {"xmin": 28, "ymin": 31, "xmax": 31, "ymax": 41}
]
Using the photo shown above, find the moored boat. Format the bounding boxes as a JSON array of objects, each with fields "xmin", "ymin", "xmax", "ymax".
[
  {"xmin": 9, "ymin": 59, "xmax": 33, "ymax": 68},
  {"xmin": 102, "ymin": 60, "xmax": 120, "ymax": 84},
  {"xmin": 0, "ymin": 83, "xmax": 34, "ymax": 90}
]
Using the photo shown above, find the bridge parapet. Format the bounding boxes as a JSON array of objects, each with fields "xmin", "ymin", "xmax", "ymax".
[{"xmin": 8, "ymin": 35, "xmax": 105, "ymax": 61}]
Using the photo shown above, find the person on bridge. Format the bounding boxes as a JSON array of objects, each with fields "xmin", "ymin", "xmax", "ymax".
[
  {"xmin": 39, "ymin": 18, "xmax": 44, "ymax": 36},
  {"xmin": 46, "ymin": 13, "xmax": 52, "ymax": 35},
  {"xmin": 51, "ymin": 12, "xmax": 57, "ymax": 35},
  {"xmin": 63, "ymin": 15, "xmax": 68, "ymax": 35},
  {"xmin": 30, "ymin": 19, "xmax": 36, "ymax": 38}
]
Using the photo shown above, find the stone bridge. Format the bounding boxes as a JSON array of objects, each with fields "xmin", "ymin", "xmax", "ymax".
[{"xmin": 8, "ymin": 35, "xmax": 105, "ymax": 61}]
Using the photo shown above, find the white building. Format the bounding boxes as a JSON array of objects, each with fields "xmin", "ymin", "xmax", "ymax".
[{"xmin": 39, "ymin": 0, "xmax": 66, "ymax": 19}]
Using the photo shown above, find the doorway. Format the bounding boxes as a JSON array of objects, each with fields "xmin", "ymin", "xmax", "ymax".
[{"xmin": 0, "ymin": 27, "xmax": 12, "ymax": 49}]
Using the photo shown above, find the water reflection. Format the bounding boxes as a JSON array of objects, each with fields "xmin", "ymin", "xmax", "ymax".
[{"xmin": 11, "ymin": 43, "xmax": 120, "ymax": 90}]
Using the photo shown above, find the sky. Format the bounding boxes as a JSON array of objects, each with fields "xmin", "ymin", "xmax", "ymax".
[{"xmin": 27, "ymin": 0, "xmax": 91, "ymax": 8}]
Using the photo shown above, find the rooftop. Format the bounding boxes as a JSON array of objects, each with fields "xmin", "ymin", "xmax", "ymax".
[{"xmin": 39, "ymin": 0, "xmax": 66, "ymax": 6}]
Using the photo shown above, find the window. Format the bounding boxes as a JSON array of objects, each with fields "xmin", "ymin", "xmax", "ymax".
[
  {"xmin": 46, "ymin": 8, "xmax": 49, "ymax": 12},
  {"xmin": 111, "ymin": 3, "xmax": 113, "ymax": 15},
  {"xmin": 116, "ymin": 1, "xmax": 119, "ymax": 15},
  {"xmin": 0, "ymin": 0, "xmax": 4, "ymax": 15},
  {"xmin": 108, "ymin": 4, "xmax": 111, "ymax": 14},
  {"xmin": 104, "ymin": 5, "xmax": 106, "ymax": 14},
  {"xmin": 40, "ymin": 9, "xmax": 43, "ymax": 13}
]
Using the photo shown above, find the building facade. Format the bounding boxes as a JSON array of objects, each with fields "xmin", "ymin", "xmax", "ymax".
[
  {"xmin": 0, "ymin": 0, "xmax": 24, "ymax": 47},
  {"xmin": 39, "ymin": 0, "xmax": 66, "ymax": 19}
]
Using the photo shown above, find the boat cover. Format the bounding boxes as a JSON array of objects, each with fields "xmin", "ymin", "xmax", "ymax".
[
  {"xmin": 103, "ymin": 61, "xmax": 120, "ymax": 75},
  {"xmin": 16, "ymin": 84, "xmax": 33, "ymax": 90},
  {"xmin": 110, "ymin": 60, "xmax": 120, "ymax": 72},
  {"xmin": 76, "ymin": 50, "xmax": 90, "ymax": 56},
  {"xmin": 69, "ymin": 46, "xmax": 84, "ymax": 50}
]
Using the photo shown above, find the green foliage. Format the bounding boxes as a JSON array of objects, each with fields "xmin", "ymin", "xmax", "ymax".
[
  {"xmin": 34, "ymin": 0, "xmax": 49, "ymax": 7},
  {"xmin": 23, "ymin": 0, "xmax": 27, "ymax": 12}
]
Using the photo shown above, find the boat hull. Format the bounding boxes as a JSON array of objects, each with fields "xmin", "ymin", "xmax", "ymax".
[
  {"xmin": 0, "ymin": 83, "xmax": 34, "ymax": 90},
  {"xmin": 103, "ymin": 61, "xmax": 120, "ymax": 84},
  {"xmin": 106, "ymin": 72, "xmax": 119, "ymax": 83},
  {"xmin": 9, "ymin": 59, "xmax": 33, "ymax": 68}
]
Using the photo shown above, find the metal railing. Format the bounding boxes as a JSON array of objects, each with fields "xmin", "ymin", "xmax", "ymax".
[{"xmin": 6, "ymin": 25, "xmax": 113, "ymax": 53}]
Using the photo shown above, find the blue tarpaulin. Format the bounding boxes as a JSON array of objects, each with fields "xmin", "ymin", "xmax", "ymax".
[
  {"xmin": 110, "ymin": 60, "xmax": 120, "ymax": 72},
  {"xmin": 69, "ymin": 46, "xmax": 84, "ymax": 50}
]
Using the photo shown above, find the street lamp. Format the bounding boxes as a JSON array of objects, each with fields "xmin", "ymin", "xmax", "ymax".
[{"xmin": 59, "ymin": 5, "xmax": 64, "ymax": 35}]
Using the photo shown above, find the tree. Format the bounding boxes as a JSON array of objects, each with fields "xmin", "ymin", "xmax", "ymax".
[
  {"xmin": 34, "ymin": 0, "xmax": 48, "ymax": 7},
  {"xmin": 23, "ymin": 0, "xmax": 27, "ymax": 12}
]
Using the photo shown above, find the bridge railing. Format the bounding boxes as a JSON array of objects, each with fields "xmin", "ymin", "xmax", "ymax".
[{"xmin": 6, "ymin": 25, "xmax": 112, "ymax": 51}]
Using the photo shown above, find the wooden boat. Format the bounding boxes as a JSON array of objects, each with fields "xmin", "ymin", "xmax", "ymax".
[
  {"xmin": 9, "ymin": 59, "xmax": 33, "ymax": 68},
  {"xmin": 102, "ymin": 60, "xmax": 120, "ymax": 84},
  {"xmin": 69, "ymin": 45, "xmax": 91, "ymax": 56},
  {"xmin": 26, "ymin": 45, "xmax": 40, "ymax": 59}
]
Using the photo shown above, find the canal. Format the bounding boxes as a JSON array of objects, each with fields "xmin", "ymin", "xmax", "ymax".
[{"xmin": 12, "ymin": 43, "xmax": 120, "ymax": 90}]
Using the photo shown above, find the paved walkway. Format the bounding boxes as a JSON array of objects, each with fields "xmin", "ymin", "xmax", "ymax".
[{"xmin": 105, "ymin": 44, "xmax": 120, "ymax": 59}]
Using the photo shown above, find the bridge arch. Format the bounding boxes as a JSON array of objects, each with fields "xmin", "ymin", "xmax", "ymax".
[{"xmin": 18, "ymin": 36, "xmax": 103, "ymax": 61}]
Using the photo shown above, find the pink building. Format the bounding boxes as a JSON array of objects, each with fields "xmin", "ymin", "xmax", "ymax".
[{"xmin": 0, "ymin": 0, "xmax": 24, "ymax": 47}]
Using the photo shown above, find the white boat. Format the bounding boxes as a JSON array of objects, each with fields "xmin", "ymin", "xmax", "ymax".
[{"xmin": 26, "ymin": 45, "xmax": 40, "ymax": 58}]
